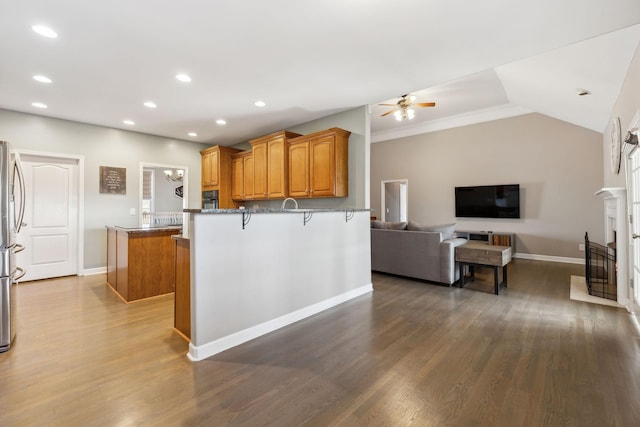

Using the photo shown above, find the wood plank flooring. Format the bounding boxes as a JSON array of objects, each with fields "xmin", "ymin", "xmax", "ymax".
[{"xmin": 1, "ymin": 260, "xmax": 640, "ymax": 426}]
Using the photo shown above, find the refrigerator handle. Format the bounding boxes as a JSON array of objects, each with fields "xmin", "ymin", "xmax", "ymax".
[
  {"xmin": 13, "ymin": 156, "xmax": 26, "ymax": 233},
  {"xmin": 10, "ymin": 242, "xmax": 25, "ymax": 253},
  {"xmin": 11, "ymin": 266, "xmax": 26, "ymax": 281}
]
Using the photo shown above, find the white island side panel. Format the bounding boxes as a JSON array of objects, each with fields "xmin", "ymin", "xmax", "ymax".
[{"xmin": 188, "ymin": 210, "xmax": 372, "ymax": 360}]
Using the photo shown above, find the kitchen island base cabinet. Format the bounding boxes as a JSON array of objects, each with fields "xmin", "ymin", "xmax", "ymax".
[
  {"xmin": 106, "ymin": 226, "xmax": 180, "ymax": 302},
  {"xmin": 173, "ymin": 236, "xmax": 190, "ymax": 340}
]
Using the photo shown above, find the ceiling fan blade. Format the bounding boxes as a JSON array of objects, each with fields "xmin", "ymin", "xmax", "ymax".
[
  {"xmin": 381, "ymin": 109, "xmax": 397, "ymax": 117},
  {"xmin": 378, "ymin": 103, "xmax": 398, "ymax": 107},
  {"xmin": 414, "ymin": 102, "xmax": 436, "ymax": 107}
]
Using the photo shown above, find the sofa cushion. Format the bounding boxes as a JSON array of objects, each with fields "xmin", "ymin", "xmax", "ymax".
[
  {"xmin": 407, "ymin": 221, "xmax": 456, "ymax": 240},
  {"xmin": 371, "ymin": 220, "xmax": 408, "ymax": 230}
]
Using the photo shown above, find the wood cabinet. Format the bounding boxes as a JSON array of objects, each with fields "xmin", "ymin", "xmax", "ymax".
[
  {"xmin": 106, "ymin": 226, "xmax": 180, "ymax": 302},
  {"xmin": 200, "ymin": 148, "xmax": 218, "ymax": 189},
  {"xmin": 250, "ymin": 130, "xmax": 301, "ymax": 199},
  {"xmin": 200, "ymin": 145, "xmax": 241, "ymax": 208},
  {"xmin": 288, "ymin": 127, "xmax": 350, "ymax": 198},
  {"xmin": 231, "ymin": 155, "xmax": 244, "ymax": 200},
  {"xmin": 231, "ymin": 151, "xmax": 254, "ymax": 200},
  {"xmin": 173, "ymin": 236, "xmax": 190, "ymax": 340}
]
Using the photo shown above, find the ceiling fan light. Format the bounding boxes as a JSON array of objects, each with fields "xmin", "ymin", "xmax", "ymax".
[
  {"xmin": 394, "ymin": 111, "xmax": 402, "ymax": 121},
  {"xmin": 407, "ymin": 108, "xmax": 415, "ymax": 120}
]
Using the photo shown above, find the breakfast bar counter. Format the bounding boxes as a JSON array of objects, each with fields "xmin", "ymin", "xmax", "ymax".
[{"xmin": 185, "ymin": 208, "xmax": 372, "ymax": 361}]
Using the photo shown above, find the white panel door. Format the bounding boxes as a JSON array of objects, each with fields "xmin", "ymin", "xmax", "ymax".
[{"xmin": 16, "ymin": 155, "xmax": 78, "ymax": 281}]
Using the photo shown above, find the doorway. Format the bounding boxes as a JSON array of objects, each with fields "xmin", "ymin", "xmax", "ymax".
[
  {"xmin": 380, "ymin": 179, "xmax": 408, "ymax": 222},
  {"xmin": 14, "ymin": 152, "xmax": 83, "ymax": 282},
  {"xmin": 138, "ymin": 162, "xmax": 189, "ymax": 228},
  {"xmin": 626, "ymin": 112, "xmax": 640, "ymax": 314}
]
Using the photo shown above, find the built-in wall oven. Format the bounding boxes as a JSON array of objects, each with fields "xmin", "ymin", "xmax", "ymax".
[{"xmin": 202, "ymin": 190, "xmax": 219, "ymax": 209}]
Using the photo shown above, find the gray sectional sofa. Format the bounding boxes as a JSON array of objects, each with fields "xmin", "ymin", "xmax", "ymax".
[{"xmin": 370, "ymin": 221, "xmax": 468, "ymax": 285}]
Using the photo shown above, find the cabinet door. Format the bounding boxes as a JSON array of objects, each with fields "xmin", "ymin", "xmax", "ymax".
[
  {"xmin": 243, "ymin": 155, "xmax": 254, "ymax": 200},
  {"xmin": 231, "ymin": 157, "xmax": 244, "ymax": 200},
  {"xmin": 201, "ymin": 152, "xmax": 212, "ymax": 189},
  {"xmin": 253, "ymin": 142, "xmax": 268, "ymax": 199},
  {"xmin": 288, "ymin": 141, "xmax": 309, "ymax": 197},
  {"xmin": 209, "ymin": 149, "xmax": 219, "ymax": 187},
  {"xmin": 267, "ymin": 137, "xmax": 287, "ymax": 198},
  {"xmin": 309, "ymin": 135, "xmax": 335, "ymax": 197}
]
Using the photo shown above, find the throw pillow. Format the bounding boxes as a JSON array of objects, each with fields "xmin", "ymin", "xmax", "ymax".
[
  {"xmin": 407, "ymin": 221, "xmax": 456, "ymax": 240},
  {"xmin": 370, "ymin": 220, "xmax": 385, "ymax": 228}
]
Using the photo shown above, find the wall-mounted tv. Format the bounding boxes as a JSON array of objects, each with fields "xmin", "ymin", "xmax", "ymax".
[{"xmin": 455, "ymin": 184, "xmax": 520, "ymax": 219}]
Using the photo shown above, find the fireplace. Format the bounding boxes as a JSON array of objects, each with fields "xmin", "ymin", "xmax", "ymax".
[{"xmin": 595, "ymin": 187, "xmax": 628, "ymax": 307}]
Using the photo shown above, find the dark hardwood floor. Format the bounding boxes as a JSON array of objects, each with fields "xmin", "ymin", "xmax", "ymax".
[{"xmin": 1, "ymin": 259, "xmax": 639, "ymax": 426}]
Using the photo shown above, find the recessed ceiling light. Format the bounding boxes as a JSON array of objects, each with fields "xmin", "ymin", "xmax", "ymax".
[
  {"xmin": 33, "ymin": 75, "xmax": 52, "ymax": 83},
  {"xmin": 188, "ymin": 132, "xmax": 198, "ymax": 137},
  {"xmin": 176, "ymin": 73, "xmax": 192, "ymax": 83},
  {"xmin": 123, "ymin": 120, "xmax": 135, "ymax": 125},
  {"xmin": 254, "ymin": 100, "xmax": 266, "ymax": 107},
  {"xmin": 32, "ymin": 25, "xmax": 58, "ymax": 38},
  {"xmin": 32, "ymin": 102, "xmax": 47, "ymax": 109},
  {"xmin": 216, "ymin": 119, "xmax": 227, "ymax": 125},
  {"xmin": 143, "ymin": 101, "xmax": 157, "ymax": 108}
]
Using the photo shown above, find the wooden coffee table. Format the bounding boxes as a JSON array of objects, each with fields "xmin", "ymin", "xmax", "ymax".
[{"xmin": 455, "ymin": 242, "xmax": 512, "ymax": 295}]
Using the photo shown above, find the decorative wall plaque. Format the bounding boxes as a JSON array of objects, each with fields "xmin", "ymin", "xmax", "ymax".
[
  {"xmin": 100, "ymin": 166, "xmax": 126, "ymax": 194},
  {"xmin": 175, "ymin": 185, "xmax": 184, "ymax": 199}
]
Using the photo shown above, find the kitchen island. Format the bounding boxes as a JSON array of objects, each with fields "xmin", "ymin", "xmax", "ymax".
[
  {"xmin": 185, "ymin": 208, "xmax": 372, "ymax": 361},
  {"xmin": 106, "ymin": 225, "xmax": 182, "ymax": 302}
]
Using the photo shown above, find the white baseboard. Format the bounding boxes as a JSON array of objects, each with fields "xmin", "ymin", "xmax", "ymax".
[
  {"xmin": 80, "ymin": 267, "xmax": 107, "ymax": 276},
  {"xmin": 514, "ymin": 253, "xmax": 584, "ymax": 265},
  {"xmin": 188, "ymin": 283, "xmax": 374, "ymax": 362}
]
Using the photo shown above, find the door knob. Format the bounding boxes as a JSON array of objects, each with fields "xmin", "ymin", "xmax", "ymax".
[{"xmin": 633, "ymin": 234, "xmax": 640, "ymax": 239}]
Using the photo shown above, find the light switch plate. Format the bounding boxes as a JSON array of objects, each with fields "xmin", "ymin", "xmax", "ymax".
[{"xmin": 130, "ymin": 208, "xmax": 136, "ymax": 215}]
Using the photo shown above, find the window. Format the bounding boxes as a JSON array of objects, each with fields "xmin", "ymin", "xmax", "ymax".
[{"xmin": 142, "ymin": 169, "xmax": 154, "ymax": 225}]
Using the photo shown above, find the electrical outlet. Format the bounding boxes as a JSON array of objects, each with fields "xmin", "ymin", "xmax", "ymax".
[
  {"xmin": 579, "ymin": 243, "xmax": 585, "ymax": 251},
  {"xmin": 130, "ymin": 208, "xmax": 136, "ymax": 215}
]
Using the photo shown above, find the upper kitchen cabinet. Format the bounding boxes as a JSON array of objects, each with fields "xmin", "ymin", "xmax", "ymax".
[
  {"xmin": 250, "ymin": 130, "xmax": 301, "ymax": 199},
  {"xmin": 231, "ymin": 150, "xmax": 254, "ymax": 201},
  {"xmin": 200, "ymin": 145, "xmax": 241, "ymax": 207},
  {"xmin": 201, "ymin": 148, "xmax": 218, "ymax": 189},
  {"xmin": 231, "ymin": 155, "xmax": 244, "ymax": 201},
  {"xmin": 288, "ymin": 128, "xmax": 350, "ymax": 198}
]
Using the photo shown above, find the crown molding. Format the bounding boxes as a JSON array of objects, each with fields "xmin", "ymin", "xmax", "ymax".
[{"xmin": 371, "ymin": 103, "xmax": 532, "ymax": 143}]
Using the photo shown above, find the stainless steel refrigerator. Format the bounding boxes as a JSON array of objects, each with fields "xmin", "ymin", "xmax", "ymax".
[{"xmin": 0, "ymin": 141, "xmax": 26, "ymax": 352}]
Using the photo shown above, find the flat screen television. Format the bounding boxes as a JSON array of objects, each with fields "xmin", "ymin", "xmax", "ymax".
[{"xmin": 455, "ymin": 184, "xmax": 520, "ymax": 219}]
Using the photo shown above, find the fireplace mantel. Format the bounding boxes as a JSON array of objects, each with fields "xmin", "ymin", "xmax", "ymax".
[{"xmin": 594, "ymin": 187, "xmax": 626, "ymax": 198}]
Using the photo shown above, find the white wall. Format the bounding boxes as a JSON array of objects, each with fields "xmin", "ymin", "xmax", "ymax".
[
  {"xmin": 0, "ymin": 109, "xmax": 205, "ymax": 269},
  {"xmin": 604, "ymin": 40, "xmax": 640, "ymax": 187},
  {"xmin": 371, "ymin": 113, "xmax": 604, "ymax": 259}
]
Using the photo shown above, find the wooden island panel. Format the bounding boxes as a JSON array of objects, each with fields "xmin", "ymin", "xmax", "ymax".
[
  {"xmin": 173, "ymin": 236, "xmax": 190, "ymax": 340},
  {"xmin": 106, "ymin": 226, "xmax": 180, "ymax": 302}
]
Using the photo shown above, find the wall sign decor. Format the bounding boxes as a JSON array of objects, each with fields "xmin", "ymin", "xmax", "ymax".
[
  {"xmin": 175, "ymin": 185, "xmax": 184, "ymax": 199},
  {"xmin": 100, "ymin": 166, "xmax": 126, "ymax": 194}
]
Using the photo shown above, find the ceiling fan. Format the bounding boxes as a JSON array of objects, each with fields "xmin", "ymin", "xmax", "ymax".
[{"xmin": 379, "ymin": 94, "xmax": 436, "ymax": 121}]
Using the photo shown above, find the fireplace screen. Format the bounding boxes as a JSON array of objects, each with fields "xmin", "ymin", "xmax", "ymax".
[{"xmin": 584, "ymin": 232, "xmax": 617, "ymax": 301}]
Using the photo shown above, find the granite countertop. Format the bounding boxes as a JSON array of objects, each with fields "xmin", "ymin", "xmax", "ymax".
[
  {"xmin": 184, "ymin": 208, "xmax": 370, "ymax": 214},
  {"xmin": 107, "ymin": 225, "xmax": 183, "ymax": 232}
]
